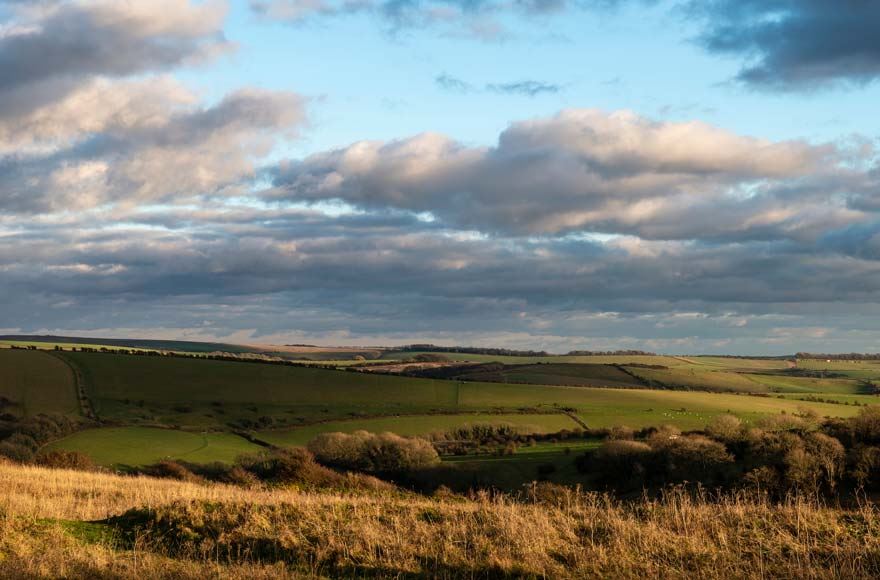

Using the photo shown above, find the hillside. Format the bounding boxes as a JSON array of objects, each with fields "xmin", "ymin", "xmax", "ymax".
[
  {"xmin": 1, "ymin": 460, "xmax": 878, "ymax": 578},
  {"xmin": 1, "ymin": 346, "xmax": 875, "ymax": 468}
]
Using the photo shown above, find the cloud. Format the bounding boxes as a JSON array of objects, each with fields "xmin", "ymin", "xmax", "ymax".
[
  {"xmin": 435, "ymin": 73, "xmax": 473, "ymax": 93},
  {"xmin": 0, "ymin": 84, "xmax": 307, "ymax": 213},
  {"xmin": 486, "ymin": 80, "xmax": 561, "ymax": 96},
  {"xmin": 0, "ymin": 0, "xmax": 231, "ymax": 109},
  {"xmin": 267, "ymin": 109, "xmax": 868, "ymax": 240},
  {"xmin": 436, "ymin": 74, "xmax": 562, "ymax": 96},
  {"xmin": 250, "ymin": 0, "xmax": 570, "ymax": 38},
  {"xmin": 5, "ymin": 203, "xmax": 880, "ymax": 353},
  {"xmin": 687, "ymin": 0, "xmax": 880, "ymax": 90},
  {"xmin": 0, "ymin": 1, "xmax": 306, "ymax": 215}
]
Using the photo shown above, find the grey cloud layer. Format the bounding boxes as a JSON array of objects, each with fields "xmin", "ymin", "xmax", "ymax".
[{"xmin": 689, "ymin": 0, "xmax": 880, "ymax": 90}]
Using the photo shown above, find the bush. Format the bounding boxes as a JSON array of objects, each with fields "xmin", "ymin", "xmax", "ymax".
[
  {"xmin": 607, "ymin": 425, "xmax": 634, "ymax": 440},
  {"xmin": 588, "ymin": 440, "xmax": 653, "ymax": 486},
  {"xmin": 36, "ymin": 450, "xmax": 96, "ymax": 471},
  {"xmin": 652, "ymin": 435, "xmax": 733, "ymax": 484},
  {"xmin": 0, "ymin": 442, "xmax": 34, "ymax": 463},
  {"xmin": 706, "ymin": 414, "xmax": 743, "ymax": 442},
  {"xmin": 236, "ymin": 447, "xmax": 394, "ymax": 491},
  {"xmin": 140, "ymin": 460, "xmax": 203, "ymax": 483},
  {"xmin": 307, "ymin": 431, "xmax": 440, "ymax": 473}
]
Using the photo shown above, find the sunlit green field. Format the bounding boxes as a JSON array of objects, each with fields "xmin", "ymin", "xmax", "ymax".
[
  {"xmin": 49, "ymin": 352, "xmax": 871, "ymax": 433},
  {"xmin": 45, "ymin": 427, "xmax": 263, "ymax": 467},
  {"xmin": 0, "ymin": 349, "xmax": 79, "ymax": 416},
  {"xmin": 3, "ymin": 348, "xmax": 878, "ymax": 472}
]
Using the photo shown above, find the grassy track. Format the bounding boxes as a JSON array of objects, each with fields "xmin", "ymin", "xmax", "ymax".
[
  {"xmin": 0, "ymin": 349, "xmax": 79, "ymax": 416},
  {"xmin": 45, "ymin": 427, "xmax": 263, "ymax": 467},
  {"xmin": 258, "ymin": 413, "xmax": 581, "ymax": 447}
]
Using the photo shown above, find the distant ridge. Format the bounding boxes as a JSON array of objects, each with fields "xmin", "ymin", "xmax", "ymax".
[{"xmin": 0, "ymin": 335, "xmax": 257, "ymax": 354}]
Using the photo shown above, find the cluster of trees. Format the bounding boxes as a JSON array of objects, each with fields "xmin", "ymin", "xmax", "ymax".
[
  {"xmin": 38, "ymin": 344, "xmax": 346, "ymax": 370},
  {"xmin": 566, "ymin": 350, "xmax": 657, "ymax": 356},
  {"xmin": 307, "ymin": 431, "xmax": 440, "ymax": 473},
  {"xmin": 796, "ymin": 353, "xmax": 880, "ymax": 361},
  {"xmin": 0, "ymin": 414, "xmax": 83, "ymax": 463},
  {"xmin": 430, "ymin": 423, "xmax": 599, "ymax": 456},
  {"xmin": 581, "ymin": 408, "xmax": 880, "ymax": 497},
  {"xmin": 397, "ymin": 344, "xmax": 550, "ymax": 357}
]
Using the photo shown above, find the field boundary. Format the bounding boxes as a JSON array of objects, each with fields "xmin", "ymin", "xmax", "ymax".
[{"xmin": 48, "ymin": 351, "xmax": 97, "ymax": 421}]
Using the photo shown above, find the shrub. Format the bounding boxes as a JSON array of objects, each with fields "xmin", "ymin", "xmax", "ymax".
[
  {"xmin": 652, "ymin": 435, "xmax": 733, "ymax": 484},
  {"xmin": 308, "ymin": 431, "xmax": 440, "ymax": 473},
  {"xmin": 140, "ymin": 461, "xmax": 203, "ymax": 483},
  {"xmin": 607, "ymin": 425, "xmax": 634, "ymax": 440},
  {"xmin": 706, "ymin": 414, "xmax": 743, "ymax": 442},
  {"xmin": 0, "ymin": 442, "xmax": 34, "ymax": 463},
  {"xmin": 36, "ymin": 450, "xmax": 96, "ymax": 471},
  {"xmin": 588, "ymin": 440, "xmax": 654, "ymax": 486}
]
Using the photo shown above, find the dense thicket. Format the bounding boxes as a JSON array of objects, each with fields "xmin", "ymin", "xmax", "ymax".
[
  {"xmin": 580, "ymin": 408, "xmax": 880, "ymax": 498},
  {"xmin": 0, "ymin": 414, "xmax": 81, "ymax": 463}
]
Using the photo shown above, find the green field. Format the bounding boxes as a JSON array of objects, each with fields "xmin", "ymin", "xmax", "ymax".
[
  {"xmin": 457, "ymin": 382, "xmax": 862, "ymax": 429},
  {"xmin": 0, "ymin": 349, "xmax": 79, "ymax": 416},
  {"xmin": 62, "ymin": 351, "xmax": 464, "ymax": 425},
  {"xmin": 3, "ymin": 348, "xmax": 878, "ymax": 472},
  {"xmin": 50, "ymin": 352, "xmax": 871, "ymax": 432},
  {"xmin": 449, "ymin": 363, "xmax": 644, "ymax": 388},
  {"xmin": 258, "ymin": 413, "xmax": 582, "ymax": 447},
  {"xmin": 45, "ymin": 427, "xmax": 263, "ymax": 467}
]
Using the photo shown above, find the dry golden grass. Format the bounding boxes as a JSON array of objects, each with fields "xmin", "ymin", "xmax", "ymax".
[{"xmin": 1, "ymin": 460, "xmax": 880, "ymax": 578}]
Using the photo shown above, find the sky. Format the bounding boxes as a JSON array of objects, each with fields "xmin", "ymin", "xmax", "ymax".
[{"xmin": 2, "ymin": 0, "xmax": 880, "ymax": 354}]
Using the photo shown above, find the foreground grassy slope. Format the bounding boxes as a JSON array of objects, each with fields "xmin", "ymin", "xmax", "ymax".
[
  {"xmin": 1, "ymin": 461, "xmax": 879, "ymax": 578},
  {"xmin": 0, "ymin": 349, "xmax": 79, "ymax": 417}
]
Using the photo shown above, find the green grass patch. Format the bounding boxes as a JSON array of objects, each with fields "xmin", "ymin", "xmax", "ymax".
[
  {"xmin": 454, "ymin": 363, "xmax": 645, "ymax": 388},
  {"xmin": 45, "ymin": 427, "xmax": 263, "ymax": 467},
  {"xmin": 0, "ymin": 349, "xmax": 79, "ymax": 416}
]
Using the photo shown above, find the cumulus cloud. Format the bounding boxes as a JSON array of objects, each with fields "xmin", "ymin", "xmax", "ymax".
[
  {"xmin": 267, "ymin": 109, "xmax": 868, "ymax": 240},
  {"xmin": 687, "ymin": 0, "xmax": 880, "ymax": 90},
  {"xmin": 0, "ymin": 84, "xmax": 307, "ymax": 213},
  {"xmin": 0, "ymin": 0, "xmax": 231, "ymax": 112},
  {"xmin": 0, "ymin": 2, "xmax": 307, "ymax": 214}
]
